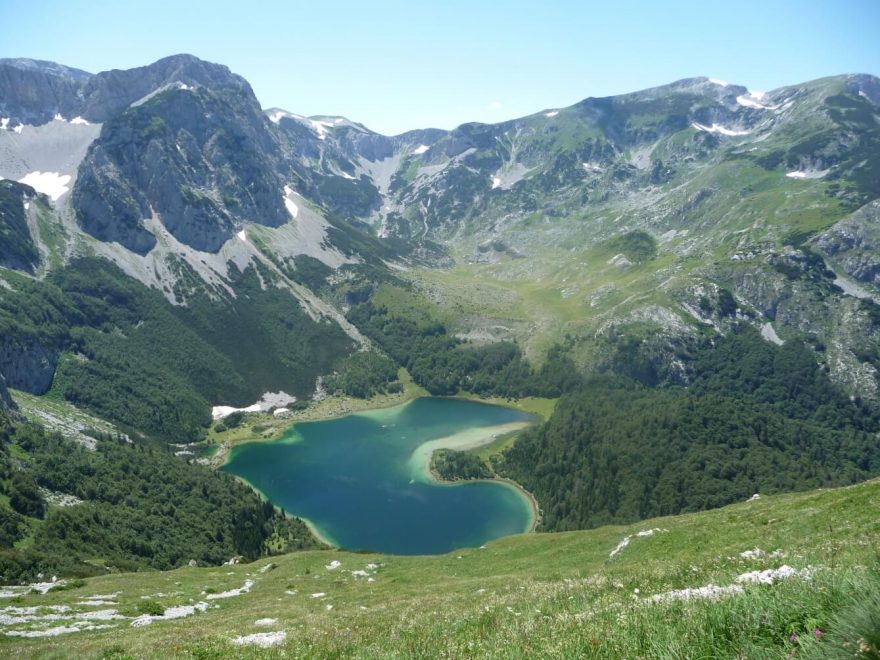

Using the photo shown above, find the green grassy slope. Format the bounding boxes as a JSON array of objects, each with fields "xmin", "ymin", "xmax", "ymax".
[{"xmin": 2, "ymin": 478, "xmax": 878, "ymax": 658}]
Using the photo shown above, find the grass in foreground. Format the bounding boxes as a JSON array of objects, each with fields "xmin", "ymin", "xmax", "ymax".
[{"xmin": 0, "ymin": 478, "xmax": 878, "ymax": 658}]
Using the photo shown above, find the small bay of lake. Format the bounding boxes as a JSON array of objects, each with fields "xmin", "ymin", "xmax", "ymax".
[{"xmin": 222, "ymin": 397, "xmax": 535, "ymax": 555}]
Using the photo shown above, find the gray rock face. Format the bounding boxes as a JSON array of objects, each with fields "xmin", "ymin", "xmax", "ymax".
[
  {"xmin": 0, "ymin": 58, "xmax": 91, "ymax": 126},
  {"xmin": 0, "ymin": 54, "xmax": 252, "ymax": 127},
  {"xmin": 0, "ymin": 372, "xmax": 13, "ymax": 410},
  {"xmin": 0, "ymin": 180, "xmax": 40, "ymax": 272},
  {"xmin": 847, "ymin": 74, "xmax": 880, "ymax": 106},
  {"xmin": 74, "ymin": 82, "xmax": 288, "ymax": 253},
  {"xmin": 0, "ymin": 340, "xmax": 58, "ymax": 395},
  {"xmin": 78, "ymin": 54, "xmax": 255, "ymax": 123},
  {"xmin": 816, "ymin": 201, "xmax": 880, "ymax": 289}
]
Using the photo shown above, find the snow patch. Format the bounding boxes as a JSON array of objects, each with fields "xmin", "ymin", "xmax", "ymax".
[
  {"xmin": 212, "ymin": 392, "xmax": 296, "ymax": 420},
  {"xmin": 309, "ymin": 119, "xmax": 336, "ymax": 140},
  {"xmin": 17, "ymin": 171, "xmax": 71, "ymax": 201},
  {"xmin": 708, "ymin": 78, "xmax": 729, "ymax": 87},
  {"xmin": 785, "ymin": 170, "xmax": 828, "ymax": 180},
  {"xmin": 53, "ymin": 113, "xmax": 65, "ymax": 122},
  {"xmin": 582, "ymin": 162, "xmax": 603, "ymax": 173},
  {"xmin": 545, "ymin": 111, "xmax": 559, "ymax": 117},
  {"xmin": 325, "ymin": 560, "xmax": 342, "ymax": 571},
  {"xmin": 736, "ymin": 92, "xmax": 779, "ymax": 110},
  {"xmin": 412, "ymin": 144, "xmax": 430, "ymax": 155},
  {"xmin": 491, "ymin": 176, "xmax": 502, "ymax": 189},
  {"xmin": 268, "ymin": 110, "xmax": 292, "ymax": 124},
  {"xmin": 692, "ymin": 122, "xmax": 751, "ymax": 137},
  {"xmin": 283, "ymin": 186, "xmax": 299, "ymax": 218},
  {"xmin": 70, "ymin": 116, "xmax": 90, "ymax": 125},
  {"xmin": 233, "ymin": 631, "xmax": 287, "ymax": 648},
  {"xmin": 212, "ymin": 403, "xmax": 261, "ymax": 419},
  {"xmin": 236, "ymin": 229, "xmax": 247, "ymax": 243},
  {"xmin": 0, "ymin": 118, "xmax": 8, "ymax": 130}
]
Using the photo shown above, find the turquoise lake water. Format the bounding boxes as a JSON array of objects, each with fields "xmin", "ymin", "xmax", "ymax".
[{"xmin": 222, "ymin": 397, "xmax": 535, "ymax": 555}]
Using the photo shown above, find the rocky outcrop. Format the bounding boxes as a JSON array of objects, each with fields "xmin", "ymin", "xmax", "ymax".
[
  {"xmin": 0, "ymin": 371, "xmax": 13, "ymax": 410},
  {"xmin": 0, "ymin": 181, "xmax": 39, "ymax": 272},
  {"xmin": 0, "ymin": 54, "xmax": 252, "ymax": 127},
  {"xmin": 0, "ymin": 340, "xmax": 58, "ymax": 395},
  {"xmin": 78, "ymin": 54, "xmax": 254, "ymax": 123},
  {"xmin": 74, "ymin": 82, "xmax": 289, "ymax": 253},
  {"xmin": 816, "ymin": 200, "xmax": 880, "ymax": 289},
  {"xmin": 0, "ymin": 58, "xmax": 91, "ymax": 126}
]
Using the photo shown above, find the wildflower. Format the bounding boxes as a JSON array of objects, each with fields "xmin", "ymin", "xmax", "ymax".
[
  {"xmin": 814, "ymin": 628, "xmax": 823, "ymax": 639},
  {"xmin": 789, "ymin": 633, "xmax": 798, "ymax": 644}
]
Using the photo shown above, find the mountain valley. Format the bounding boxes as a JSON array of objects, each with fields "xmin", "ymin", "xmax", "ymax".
[{"xmin": 0, "ymin": 54, "xmax": 879, "ymax": 656}]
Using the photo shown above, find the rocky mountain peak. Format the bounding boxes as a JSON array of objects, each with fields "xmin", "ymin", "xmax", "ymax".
[
  {"xmin": 0, "ymin": 58, "xmax": 92, "ymax": 126},
  {"xmin": 78, "ymin": 53, "xmax": 257, "ymax": 123}
]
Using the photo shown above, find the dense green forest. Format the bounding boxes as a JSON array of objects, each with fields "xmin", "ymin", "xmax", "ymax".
[
  {"xmin": 0, "ymin": 413, "xmax": 319, "ymax": 582},
  {"xmin": 323, "ymin": 351, "xmax": 401, "ymax": 398},
  {"xmin": 347, "ymin": 301, "xmax": 581, "ymax": 397},
  {"xmin": 431, "ymin": 449, "xmax": 492, "ymax": 481},
  {"xmin": 0, "ymin": 257, "xmax": 353, "ymax": 440},
  {"xmin": 0, "ymin": 182, "xmax": 39, "ymax": 273},
  {"xmin": 496, "ymin": 327, "xmax": 880, "ymax": 531},
  {"xmin": 348, "ymin": 296, "xmax": 880, "ymax": 533}
]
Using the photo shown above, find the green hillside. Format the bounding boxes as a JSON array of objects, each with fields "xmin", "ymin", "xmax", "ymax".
[{"xmin": 0, "ymin": 477, "xmax": 878, "ymax": 657}]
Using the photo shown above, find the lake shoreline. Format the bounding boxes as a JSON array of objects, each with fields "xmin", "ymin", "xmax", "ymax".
[
  {"xmin": 209, "ymin": 391, "xmax": 555, "ymax": 467},
  {"xmin": 416, "ymin": 424, "xmax": 541, "ymax": 533},
  {"xmin": 220, "ymin": 396, "xmax": 541, "ymax": 550},
  {"xmin": 222, "ymin": 469, "xmax": 341, "ymax": 549}
]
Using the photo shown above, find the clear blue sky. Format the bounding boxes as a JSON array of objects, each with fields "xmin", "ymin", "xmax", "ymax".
[{"xmin": 2, "ymin": 0, "xmax": 879, "ymax": 135}]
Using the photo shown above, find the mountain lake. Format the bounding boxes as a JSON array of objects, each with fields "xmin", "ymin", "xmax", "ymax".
[{"xmin": 222, "ymin": 397, "xmax": 536, "ymax": 554}]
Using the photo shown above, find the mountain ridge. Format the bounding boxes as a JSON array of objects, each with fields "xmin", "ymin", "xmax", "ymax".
[
  {"xmin": 2, "ymin": 55, "xmax": 879, "ymax": 420},
  {"xmin": 1, "ymin": 60, "xmax": 880, "ymax": 660}
]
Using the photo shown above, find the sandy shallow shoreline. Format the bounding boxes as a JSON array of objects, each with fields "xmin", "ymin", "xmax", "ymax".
[
  {"xmin": 407, "ymin": 422, "xmax": 532, "ymax": 481},
  {"xmin": 407, "ymin": 422, "xmax": 540, "ymax": 532}
]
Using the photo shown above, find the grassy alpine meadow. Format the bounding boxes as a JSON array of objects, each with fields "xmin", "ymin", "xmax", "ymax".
[{"xmin": 1, "ymin": 477, "xmax": 878, "ymax": 658}]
